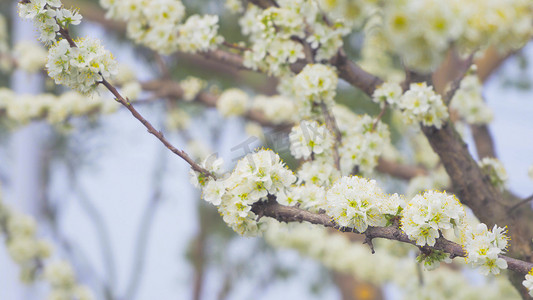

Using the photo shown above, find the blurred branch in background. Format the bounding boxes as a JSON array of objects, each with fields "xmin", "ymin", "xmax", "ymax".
[
  {"xmin": 66, "ymin": 161, "xmax": 118, "ymax": 300},
  {"xmin": 122, "ymin": 147, "xmax": 167, "ymax": 300}
]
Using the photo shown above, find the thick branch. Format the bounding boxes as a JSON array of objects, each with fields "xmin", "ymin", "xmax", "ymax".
[
  {"xmin": 332, "ymin": 50, "xmax": 384, "ymax": 97},
  {"xmin": 422, "ymin": 123, "xmax": 510, "ymax": 223},
  {"xmin": 471, "ymin": 124, "xmax": 497, "ymax": 159},
  {"xmin": 375, "ymin": 158, "xmax": 428, "ymax": 180},
  {"xmin": 251, "ymin": 200, "xmax": 533, "ymax": 275}
]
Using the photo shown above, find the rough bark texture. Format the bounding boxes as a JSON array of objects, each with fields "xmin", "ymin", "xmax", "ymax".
[
  {"xmin": 251, "ymin": 199, "xmax": 533, "ymax": 275},
  {"xmin": 471, "ymin": 124, "xmax": 497, "ymax": 159}
]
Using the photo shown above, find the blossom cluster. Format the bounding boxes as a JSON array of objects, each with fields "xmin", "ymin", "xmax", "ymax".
[
  {"xmin": 457, "ymin": 0, "xmax": 533, "ymax": 53},
  {"xmin": 224, "ymin": 0, "xmax": 243, "ymax": 13},
  {"xmin": 377, "ymin": 0, "xmax": 533, "ymax": 71},
  {"xmin": 315, "ymin": 0, "xmax": 372, "ymax": 30},
  {"xmin": 216, "ymin": 88, "xmax": 249, "ymax": 117},
  {"xmin": 47, "ymin": 38, "xmax": 118, "ymax": 94},
  {"xmin": 296, "ymin": 157, "xmax": 340, "ymax": 188},
  {"xmin": 194, "ymin": 150, "xmax": 296, "ymax": 236},
  {"xmin": 374, "ymin": 82, "xmax": 449, "ymax": 129},
  {"xmin": 372, "ymin": 81, "xmax": 403, "ymax": 109},
  {"xmin": 478, "ymin": 157, "xmax": 508, "ymax": 191},
  {"xmin": 381, "ymin": 0, "xmax": 461, "ymax": 72},
  {"xmin": 100, "ymin": 0, "xmax": 223, "ymax": 54},
  {"xmin": 12, "ymin": 41, "xmax": 48, "ymax": 73},
  {"xmin": 251, "ymin": 95, "xmax": 297, "ymax": 125},
  {"xmin": 180, "ymin": 76, "xmax": 207, "ymax": 102},
  {"xmin": 277, "ymin": 183, "xmax": 326, "ymax": 213},
  {"xmin": 292, "ymin": 64, "xmax": 338, "ymax": 117},
  {"xmin": 0, "ymin": 206, "xmax": 52, "ymax": 282},
  {"xmin": 450, "ymin": 70, "xmax": 493, "ymax": 124},
  {"xmin": 193, "ymin": 145, "xmax": 514, "ymax": 279},
  {"xmin": 0, "ymin": 186, "xmax": 94, "ymax": 299},
  {"xmin": 240, "ymin": 2, "xmax": 349, "ymax": 76},
  {"xmin": 333, "ymin": 106, "xmax": 391, "ymax": 175},
  {"xmin": 359, "ymin": 17, "xmax": 404, "ymax": 82},
  {"xmin": 44, "ymin": 261, "xmax": 94, "ymax": 300},
  {"xmin": 464, "ymin": 224, "xmax": 509, "ymax": 275},
  {"xmin": 401, "ymin": 191, "xmax": 465, "ymax": 247},
  {"xmin": 18, "ymin": 0, "xmax": 82, "ymax": 44},
  {"xmin": 326, "ymin": 176, "xmax": 404, "ymax": 232},
  {"xmin": 0, "ymin": 88, "xmax": 119, "ymax": 125},
  {"xmin": 289, "ymin": 120, "xmax": 333, "ymax": 160},
  {"xmin": 176, "ymin": 15, "xmax": 224, "ymax": 54}
]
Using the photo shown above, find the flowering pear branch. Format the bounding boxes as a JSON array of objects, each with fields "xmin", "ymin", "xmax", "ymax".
[{"xmin": 251, "ymin": 198, "xmax": 533, "ymax": 275}]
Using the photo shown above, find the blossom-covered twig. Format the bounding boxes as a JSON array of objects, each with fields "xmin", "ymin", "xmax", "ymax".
[{"xmin": 250, "ymin": 198, "xmax": 533, "ymax": 275}]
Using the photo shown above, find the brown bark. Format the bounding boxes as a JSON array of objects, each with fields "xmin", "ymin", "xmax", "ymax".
[{"xmin": 250, "ymin": 199, "xmax": 533, "ymax": 275}]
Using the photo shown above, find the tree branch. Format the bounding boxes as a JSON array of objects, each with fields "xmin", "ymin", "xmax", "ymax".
[
  {"xmin": 99, "ymin": 79, "xmax": 211, "ymax": 175},
  {"xmin": 471, "ymin": 124, "xmax": 497, "ymax": 159},
  {"xmin": 251, "ymin": 199, "xmax": 533, "ymax": 275}
]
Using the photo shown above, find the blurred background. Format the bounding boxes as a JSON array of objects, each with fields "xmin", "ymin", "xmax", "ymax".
[{"xmin": 0, "ymin": 1, "xmax": 532, "ymax": 299}]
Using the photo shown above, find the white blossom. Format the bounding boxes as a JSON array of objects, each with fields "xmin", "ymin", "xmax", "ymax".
[
  {"xmin": 46, "ymin": 38, "xmax": 118, "ymax": 95},
  {"xmin": 397, "ymin": 82, "xmax": 449, "ymax": 129},
  {"xmin": 217, "ymin": 88, "xmax": 249, "ymax": 117},
  {"xmin": 277, "ymin": 183, "xmax": 326, "ymax": 213},
  {"xmin": 44, "ymin": 260, "xmax": 76, "ymax": 288},
  {"xmin": 401, "ymin": 191, "xmax": 465, "ymax": 247},
  {"xmin": 479, "ymin": 157, "xmax": 508, "ymax": 191},
  {"xmin": 177, "ymin": 15, "xmax": 224, "ymax": 53},
  {"xmin": 464, "ymin": 224, "xmax": 509, "ymax": 275},
  {"xmin": 289, "ymin": 120, "xmax": 333, "ymax": 160},
  {"xmin": 373, "ymin": 81, "xmax": 403, "ymax": 108},
  {"xmin": 180, "ymin": 76, "xmax": 206, "ymax": 101},
  {"xmin": 325, "ymin": 176, "xmax": 388, "ymax": 232},
  {"xmin": 13, "ymin": 41, "xmax": 48, "ymax": 73},
  {"xmin": 196, "ymin": 150, "xmax": 296, "ymax": 236},
  {"xmin": 293, "ymin": 64, "xmax": 338, "ymax": 117},
  {"xmin": 297, "ymin": 157, "xmax": 340, "ymax": 187},
  {"xmin": 251, "ymin": 95, "xmax": 297, "ymax": 124},
  {"xmin": 451, "ymin": 71, "xmax": 493, "ymax": 124}
]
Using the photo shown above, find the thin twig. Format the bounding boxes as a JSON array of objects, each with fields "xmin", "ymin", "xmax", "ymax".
[
  {"xmin": 443, "ymin": 53, "xmax": 475, "ymax": 105},
  {"xmin": 55, "ymin": 24, "xmax": 212, "ymax": 177},
  {"xmin": 372, "ymin": 103, "xmax": 387, "ymax": 131},
  {"xmin": 319, "ymin": 101, "xmax": 341, "ymax": 170}
]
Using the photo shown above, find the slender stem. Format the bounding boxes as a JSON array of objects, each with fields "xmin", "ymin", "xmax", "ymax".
[
  {"xmin": 320, "ymin": 101, "xmax": 342, "ymax": 171},
  {"xmin": 443, "ymin": 53, "xmax": 475, "ymax": 105},
  {"xmin": 55, "ymin": 22, "xmax": 211, "ymax": 177},
  {"xmin": 372, "ymin": 103, "xmax": 387, "ymax": 131},
  {"xmin": 99, "ymin": 78, "xmax": 212, "ymax": 176}
]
